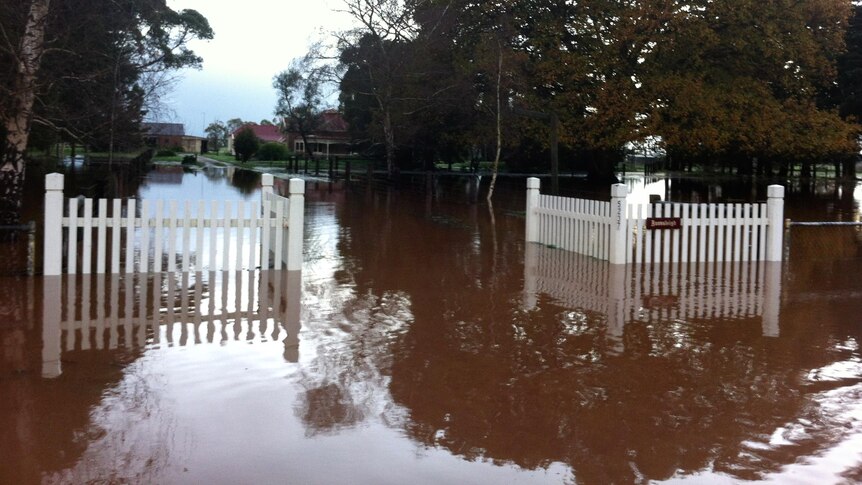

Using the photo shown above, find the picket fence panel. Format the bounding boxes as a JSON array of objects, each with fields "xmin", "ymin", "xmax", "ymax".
[
  {"xmin": 525, "ymin": 178, "xmax": 785, "ymax": 265},
  {"xmin": 44, "ymin": 173, "xmax": 305, "ymax": 275},
  {"xmin": 625, "ymin": 202, "xmax": 770, "ymax": 264}
]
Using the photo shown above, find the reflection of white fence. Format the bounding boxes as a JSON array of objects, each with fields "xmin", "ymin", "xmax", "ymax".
[
  {"xmin": 41, "ymin": 270, "xmax": 301, "ymax": 378},
  {"xmin": 524, "ymin": 245, "xmax": 782, "ymax": 342},
  {"xmin": 43, "ymin": 173, "xmax": 304, "ymax": 275},
  {"xmin": 525, "ymin": 178, "xmax": 785, "ymax": 264}
]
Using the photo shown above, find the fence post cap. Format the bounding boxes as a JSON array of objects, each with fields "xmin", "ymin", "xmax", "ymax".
[
  {"xmin": 527, "ymin": 177, "xmax": 540, "ymax": 189},
  {"xmin": 45, "ymin": 173, "xmax": 64, "ymax": 190},
  {"xmin": 288, "ymin": 178, "xmax": 305, "ymax": 195},
  {"xmin": 610, "ymin": 184, "xmax": 628, "ymax": 198},
  {"xmin": 767, "ymin": 185, "xmax": 785, "ymax": 198},
  {"xmin": 261, "ymin": 173, "xmax": 274, "ymax": 187}
]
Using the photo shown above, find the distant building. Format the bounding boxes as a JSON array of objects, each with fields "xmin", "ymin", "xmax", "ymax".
[
  {"xmin": 143, "ymin": 122, "xmax": 185, "ymax": 149},
  {"xmin": 282, "ymin": 110, "xmax": 352, "ymax": 158},
  {"xmin": 228, "ymin": 123, "xmax": 285, "ymax": 154},
  {"xmin": 142, "ymin": 122, "xmax": 207, "ymax": 153}
]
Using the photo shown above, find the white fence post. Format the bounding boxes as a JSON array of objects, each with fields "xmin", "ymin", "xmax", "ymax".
[
  {"xmin": 765, "ymin": 185, "xmax": 785, "ymax": 262},
  {"xmin": 526, "ymin": 177, "xmax": 540, "ymax": 243},
  {"xmin": 286, "ymin": 178, "xmax": 305, "ymax": 271},
  {"xmin": 608, "ymin": 183, "xmax": 628, "ymax": 264},
  {"xmin": 261, "ymin": 173, "xmax": 274, "ymax": 197},
  {"xmin": 44, "ymin": 173, "xmax": 64, "ymax": 276}
]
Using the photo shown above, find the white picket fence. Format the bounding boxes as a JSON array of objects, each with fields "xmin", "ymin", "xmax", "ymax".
[
  {"xmin": 525, "ymin": 178, "xmax": 785, "ymax": 264},
  {"xmin": 43, "ymin": 173, "xmax": 304, "ymax": 275},
  {"xmin": 41, "ymin": 270, "xmax": 301, "ymax": 378},
  {"xmin": 523, "ymin": 244, "xmax": 783, "ymax": 345}
]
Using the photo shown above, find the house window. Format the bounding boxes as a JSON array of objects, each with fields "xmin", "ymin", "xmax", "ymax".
[{"xmin": 295, "ymin": 141, "xmax": 304, "ymax": 153}]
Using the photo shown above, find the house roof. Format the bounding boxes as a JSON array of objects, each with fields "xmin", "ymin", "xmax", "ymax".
[
  {"xmin": 233, "ymin": 123, "xmax": 283, "ymax": 143},
  {"xmin": 318, "ymin": 110, "xmax": 348, "ymax": 133},
  {"xmin": 142, "ymin": 122, "xmax": 185, "ymax": 137}
]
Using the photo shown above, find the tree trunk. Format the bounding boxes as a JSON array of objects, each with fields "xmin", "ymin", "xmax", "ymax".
[
  {"xmin": 842, "ymin": 157, "xmax": 856, "ymax": 180},
  {"xmin": 1, "ymin": 0, "xmax": 51, "ymax": 225},
  {"xmin": 382, "ymin": 108, "xmax": 396, "ymax": 179},
  {"xmin": 486, "ymin": 43, "xmax": 503, "ymax": 203}
]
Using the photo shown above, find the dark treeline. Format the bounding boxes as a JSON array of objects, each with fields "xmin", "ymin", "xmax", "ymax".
[{"xmin": 335, "ymin": 0, "xmax": 862, "ymax": 181}]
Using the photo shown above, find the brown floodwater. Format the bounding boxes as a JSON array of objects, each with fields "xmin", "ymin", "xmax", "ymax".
[{"xmin": 1, "ymin": 164, "xmax": 862, "ymax": 484}]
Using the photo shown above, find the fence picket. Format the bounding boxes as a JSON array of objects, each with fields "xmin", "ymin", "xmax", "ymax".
[
  {"xmin": 182, "ymin": 201, "xmax": 191, "ymax": 272},
  {"xmin": 112, "ymin": 199, "xmax": 122, "ymax": 273},
  {"xmin": 97, "ymin": 199, "xmax": 108, "ymax": 274},
  {"xmin": 261, "ymin": 198, "xmax": 271, "ymax": 270},
  {"xmin": 139, "ymin": 201, "xmax": 150, "ymax": 273},
  {"xmin": 82, "ymin": 199, "xmax": 93, "ymax": 274},
  {"xmin": 236, "ymin": 201, "xmax": 245, "ymax": 270},
  {"xmin": 741, "ymin": 204, "xmax": 751, "ymax": 263},
  {"xmin": 167, "ymin": 201, "xmax": 178, "ymax": 272},
  {"xmin": 209, "ymin": 201, "xmax": 218, "ymax": 270},
  {"xmin": 223, "ymin": 200, "xmax": 232, "ymax": 271},
  {"xmin": 274, "ymin": 198, "xmax": 285, "ymax": 269},
  {"xmin": 126, "ymin": 199, "xmax": 136, "ymax": 274},
  {"xmin": 732, "ymin": 203, "xmax": 742, "ymax": 262},
  {"xmin": 195, "ymin": 201, "xmax": 205, "ymax": 272},
  {"xmin": 68, "ymin": 198, "xmax": 78, "ymax": 274},
  {"xmin": 154, "ymin": 200, "xmax": 164, "ymax": 273},
  {"xmin": 248, "ymin": 202, "xmax": 258, "ymax": 270}
]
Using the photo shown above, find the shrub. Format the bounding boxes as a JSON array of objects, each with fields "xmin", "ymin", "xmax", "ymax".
[
  {"xmin": 256, "ymin": 142, "xmax": 289, "ymax": 161},
  {"xmin": 182, "ymin": 154, "xmax": 197, "ymax": 164},
  {"xmin": 156, "ymin": 149, "xmax": 176, "ymax": 157},
  {"xmin": 234, "ymin": 127, "xmax": 259, "ymax": 163}
]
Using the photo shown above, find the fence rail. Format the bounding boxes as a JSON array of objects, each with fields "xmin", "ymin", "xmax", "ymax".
[
  {"xmin": 43, "ymin": 173, "xmax": 304, "ymax": 275},
  {"xmin": 526, "ymin": 178, "xmax": 784, "ymax": 265}
]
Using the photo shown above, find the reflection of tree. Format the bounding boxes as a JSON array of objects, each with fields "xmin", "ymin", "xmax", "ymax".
[
  {"xmin": 227, "ymin": 167, "xmax": 260, "ymax": 195},
  {"xmin": 297, "ymin": 178, "xmax": 862, "ymax": 483}
]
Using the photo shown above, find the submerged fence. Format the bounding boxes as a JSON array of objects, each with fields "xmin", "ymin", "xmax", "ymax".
[
  {"xmin": 525, "ymin": 178, "xmax": 785, "ymax": 265},
  {"xmin": 43, "ymin": 173, "xmax": 304, "ymax": 275}
]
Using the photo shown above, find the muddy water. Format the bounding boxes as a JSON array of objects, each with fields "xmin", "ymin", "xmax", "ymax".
[{"xmin": 1, "ymin": 165, "xmax": 862, "ymax": 484}]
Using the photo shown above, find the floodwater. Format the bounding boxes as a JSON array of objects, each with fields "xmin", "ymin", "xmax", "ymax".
[{"xmin": 2, "ymin": 164, "xmax": 862, "ymax": 484}]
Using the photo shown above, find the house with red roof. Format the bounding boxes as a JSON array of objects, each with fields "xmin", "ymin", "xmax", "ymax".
[
  {"xmin": 227, "ymin": 112, "xmax": 352, "ymax": 158},
  {"xmin": 282, "ymin": 110, "xmax": 352, "ymax": 158},
  {"xmin": 227, "ymin": 123, "xmax": 285, "ymax": 154}
]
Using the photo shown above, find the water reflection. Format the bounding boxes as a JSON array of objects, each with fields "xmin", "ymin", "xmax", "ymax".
[
  {"xmin": 3, "ymin": 168, "xmax": 862, "ymax": 483},
  {"xmin": 42, "ymin": 270, "xmax": 302, "ymax": 376}
]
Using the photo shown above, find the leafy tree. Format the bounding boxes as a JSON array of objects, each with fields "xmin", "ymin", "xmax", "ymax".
[
  {"xmin": 205, "ymin": 120, "xmax": 228, "ymax": 152},
  {"xmin": 274, "ymin": 53, "xmax": 327, "ymax": 161},
  {"xmin": 233, "ymin": 126, "xmax": 259, "ymax": 163},
  {"xmin": 0, "ymin": 0, "xmax": 212, "ymax": 223},
  {"xmin": 226, "ymin": 118, "xmax": 244, "ymax": 135},
  {"xmin": 646, "ymin": 0, "xmax": 856, "ymax": 175},
  {"xmin": 337, "ymin": 0, "xmax": 426, "ymax": 177},
  {"xmin": 835, "ymin": 3, "xmax": 862, "ymax": 179}
]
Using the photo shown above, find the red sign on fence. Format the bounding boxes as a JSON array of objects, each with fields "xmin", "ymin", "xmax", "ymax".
[{"xmin": 646, "ymin": 217, "xmax": 682, "ymax": 230}]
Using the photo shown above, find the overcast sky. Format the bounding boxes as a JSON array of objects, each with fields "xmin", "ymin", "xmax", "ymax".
[{"xmin": 162, "ymin": 0, "xmax": 353, "ymax": 136}]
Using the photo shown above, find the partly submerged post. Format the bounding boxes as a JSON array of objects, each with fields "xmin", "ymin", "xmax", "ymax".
[
  {"xmin": 608, "ymin": 183, "xmax": 628, "ymax": 265},
  {"xmin": 765, "ymin": 185, "xmax": 785, "ymax": 262},
  {"xmin": 44, "ymin": 173, "xmax": 64, "ymax": 276},
  {"xmin": 526, "ymin": 177, "xmax": 540, "ymax": 243},
  {"xmin": 286, "ymin": 178, "xmax": 305, "ymax": 271}
]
